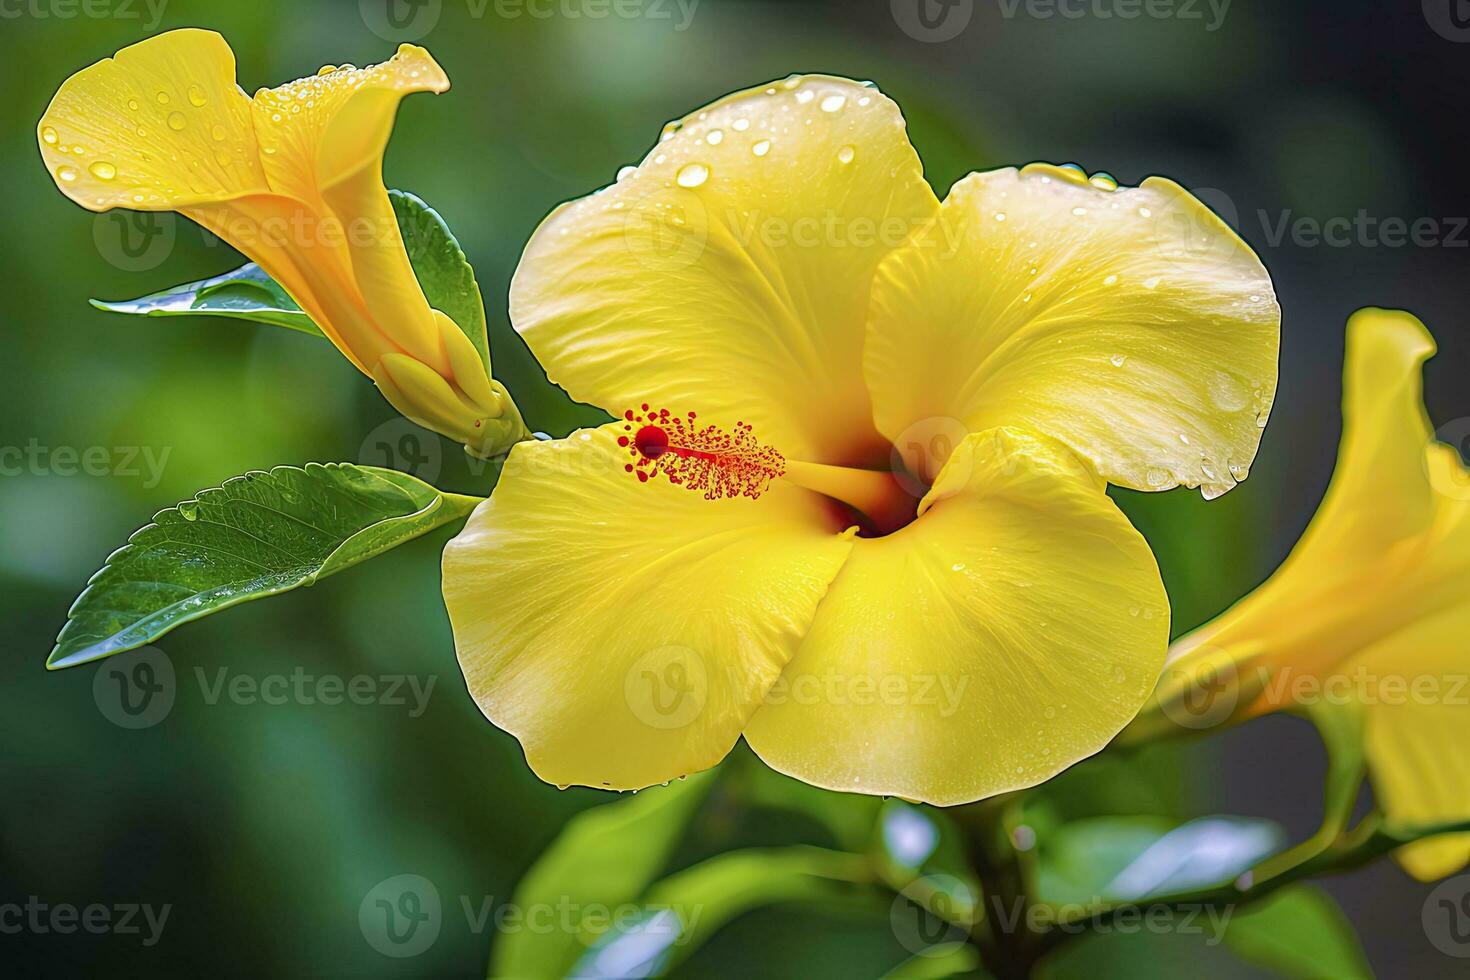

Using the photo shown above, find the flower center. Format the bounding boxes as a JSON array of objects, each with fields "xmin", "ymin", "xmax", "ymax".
[{"xmin": 619, "ymin": 405, "xmax": 916, "ymax": 533}]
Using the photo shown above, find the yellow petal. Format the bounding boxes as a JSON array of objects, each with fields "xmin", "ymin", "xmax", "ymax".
[
  {"xmin": 1278, "ymin": 308, "xmax": 1438, "ymax": 572},
  {"xmin": 743, "ymin": 427, "xmax": 1169, "ymax": 806},
  {"xmin": 38, "ymin": 29, "xmax": 268, "ymax": 210},
  {"xmin": 864, "ymin": 164, "xmax": 1279, "ymax": 497},
  {"xmin": 509, "ymin": 75, "xmax": 939, "ymax": 465},
  {"xmin": 253, "ymin": 47, "xmax": 450, "ymax": 371},
  {"xmin": 441, "ymin": 424, "xmax": 855, "ymax": 790},
  {"xmin": 1348, "ymin": 602, "xmax": 1470, "ymax": 880}
]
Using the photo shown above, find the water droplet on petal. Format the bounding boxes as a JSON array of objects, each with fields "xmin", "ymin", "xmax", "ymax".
[
  {"xmin": 1104, "ymin": 274, "xmax": 1118, "ymax": 285},
  {"xmin": 41, "ymin": 125, "xmax": 58, "ymax": 145},
  {"xmin": 167, "ymin": 111, "xmax": 186, "ymax": 131},
  {"xmin": 210, "ymin": 125, "xmax": 226, "ymax": 141},
  {"xmin": 56, "ymin": 165, "xmax": 78, "ymax": 182},
  {"xmin": 616, "ymin": 165, "xmax": 636, "ymax": 182},
  {"xmin": 1109, "ymin": 353, "xmax": 1126, "ymax": 367},
  {"xmin": 732, "ymin": 118, "xmax": 749, "ymax": 131},
  {"xmin": 1071, "ymin": 206, "xmax": 1087, "ymax": 216},
  {"xmin": 837, "ymin": 145, "xmax": 855, "ymax": 164},
  {"xmin": 794, "ymin": 88, "xmax": 815, "ymax": 105},
  {"xmin": 88, "ymin": 161, "xmax": 116, "ymax": 180},
  {"xmin": 706, "ymin": 129, "xmax": 723, "ymax": 145},
  {"xmin": 1145, "ymin": 467, "xmax": 1171, "ymax": 488},
  {"xmin": 820, "ymin": 94, "xmax": 846, "ymax": 112},
  {"xmin": 155, "ymin": 91, "xmax": 170, "ymax": 104},
  {"xmin": 676, "ymin": 163, "xmax": 709, "ymax": 187},
  {"xmin": 751, "ymin": 139, "xmax": 771, "ymax": 157},
  {"xmin": 1208, "ymin": 370, "xmax": 1250, "ymax": 412},
  {"xmin": 994, "ymin": 211, "xmax": 1006, "ymax": 221},
  {"xmin": 1089, "ymin": 171, "xmax": 1118, "ymax": 190},
  {"xmin": 187, "ymin": 85, "xmax": 208, "ymax": 107}
]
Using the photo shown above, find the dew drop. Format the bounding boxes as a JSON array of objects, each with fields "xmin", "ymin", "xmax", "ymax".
[
  {"xmin": 187, "ymin": 85, "xmax": 208, "ymax": 107},
  {"xmin": 732, "ymin": 118, "xmax": 749, "ymax": 131},
  {"xmin": 1143, "ymin": 276, "xmax": 1161, "ymax": 289},
  {"xmin": 1109, "ymin": 353, "xmax": 1127, "ymax": 367},
  {"xmin": 1145, "ymin": 467, "xmax": 1170, "ymax": 487},
  {"xmin": 951, "ymin": 562, "xmax": 966, "ymax": 572},
  {"xmin": 155, "ymin": 90, "xmax": 170, "ymax": 104},
  {"xmin": 819, "ymin": 94, "xmax": 846, "ymax": 112},
  {"xmin": 56, "ymin": 164, "xmax": 78, "ymax": 182},
  {"xmin": 1103, "ymin": 274, "xmax": 1118, "ymax": 285},
  {"xmin": 751, "ymin": 139, "xmax": 771, "ymax": 157},
  {"xmin": 1089, "ymin": 172, "xmax": 1118, "ymax": 190},
  {"xmin": 1071, "ymin": 206, "xmax": 1087, "ymax": 217},
  {"xmin": 616, "ymin": 165, "xmax": 636, "ymax": 182},
  {"xmin": 41, "ymin": 125, "xmax": 58, "ymax": 145},
  {"xmin": 1138, "ymin": 206, "xmax": 1152, "ymax": 218},
  {"xmin": 127, "ymin": 99, "xmax": 140, "ymax": 111},
  {"xmin": 994, "ymin": 211, "xmax": 1006, "ymax": 221},
  {"xmin": 837, "ymin": 145, "xmax": 855, "ymax": 164},
  {"xmin": 1208, "ymin": 370, "xmax": 1250, "ymax": 412},
  {"xmin": 706, "ymin": 129, "xmax": 723, "ymax": 145},
  {"xmin": 211, "ymin": 125, "xmax": 226, "ymax": 141},
  {"xmin": 167, "ymin": 111, "xmax": 186, "ymax": 131},
  {"xmin": 88, "ymin": 161, "xmax": 116, "ymax": 180},
  {"xmin": 794, "ymin": 88, "xmax": 815, "ymax": 105},
  {"xmin": 676, "ymin": 163, "xmax": 709, "ymax": 188}
]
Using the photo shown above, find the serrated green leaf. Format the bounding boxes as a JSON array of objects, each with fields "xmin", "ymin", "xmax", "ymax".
[
  {"xmin": 90, "ymin": 262, "xmax": 321, "ymax": 336},
  {"xmin": 48, "ymin": 463, "xmax": 479, "ymax": 670},
  {"xmin": 490, "ymin": 775, "xmax": 714, "ymax": 979},
  {"xmin": 90, "ymin": 189, "xmax": 489, "ymax": 369}
]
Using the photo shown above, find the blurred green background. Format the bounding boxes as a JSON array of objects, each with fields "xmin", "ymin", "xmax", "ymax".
[{"xmin": 3, "ymin": 0, "xmax": 1468, "ymax": 975}]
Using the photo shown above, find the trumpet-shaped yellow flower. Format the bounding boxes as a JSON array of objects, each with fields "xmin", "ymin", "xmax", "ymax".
[
  {"xmin": 38, "ymin": 29, "xmax": 512, "ymax": 454},
  {"xmin": 1147, "ymin": 308, "xmax": 1470, "ymax": 879},
  {"xmin": 443, "ymin": 75, "xmax": 1280, "ymax": 804}
]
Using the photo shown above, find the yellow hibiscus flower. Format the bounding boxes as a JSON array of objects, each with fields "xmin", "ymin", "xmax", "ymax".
[
  {"xmin": 1137, "ymin": 308, "xmax": 1470, "ymax": 880},
  {"xmin": 443, "ymin": 75, "xmax": 1280, "ymax": 804},
  {"xmin": 37, "ymin": 29, "xmax": 517, "ymax": 455}
]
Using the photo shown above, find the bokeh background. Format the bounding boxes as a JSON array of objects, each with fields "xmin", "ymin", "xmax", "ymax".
[{"xmin": 3, "ymin": 0, "xmax": 1469, "ymax": 975}]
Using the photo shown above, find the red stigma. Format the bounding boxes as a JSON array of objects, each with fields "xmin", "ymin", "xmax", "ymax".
[{"xmin": 619, "ymin": 406, "xmax": 785, "ymax": 500}]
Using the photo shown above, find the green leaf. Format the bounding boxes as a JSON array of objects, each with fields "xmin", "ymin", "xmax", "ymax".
[
  {"xmin": 1038, "ymin": 816, "xmax": 1286, "ymax": 905},
  {"xmin": 489, "ymin": 774, "xmax": 715, "ymax": 980},
  {"xmin": 90, "ymin": 189, "xmax": 490, "ymax": 369},
  {"xmin": 390, "ymin": 188, "xmax": 490, "ymax": 370},
  {"xmin": 571, "ymin": 847, "xmax": 872, "ymax": 978},
  {"xmin": 90, "ymin": 262, "xmax": 321, "ymax": 336},
  {"xmin": 48, "ymin": 464, "xmax": 479, "ymax": 670},
  {"xmin": 1221, "ymin": 886, "xmax": 1373, "ymax": 980}
]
